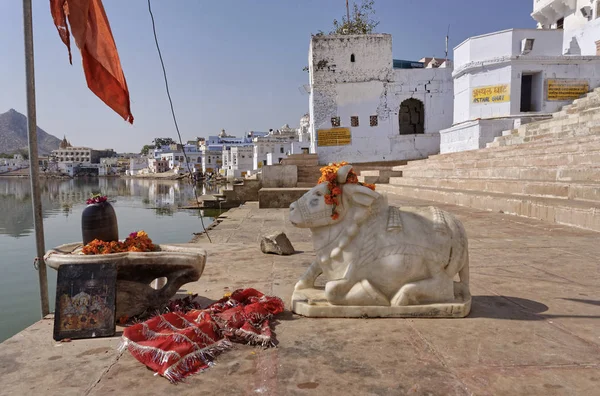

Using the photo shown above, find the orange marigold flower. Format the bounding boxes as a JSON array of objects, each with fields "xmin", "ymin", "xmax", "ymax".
[{"xmin": 331, "ymin": 212, "xmax": 340, "ymax": 220}]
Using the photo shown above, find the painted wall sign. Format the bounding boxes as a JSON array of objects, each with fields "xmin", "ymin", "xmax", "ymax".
[
  {"xmin": 317, "ymin": 127, "xmax": 352, "ymax": 146},
  {"xmin": 546, "ymin": 79, "xmax": 589, "ymax": 101},
  {"xmin": 472, "ymin": 84, "xmax": 510, "ymax": 104}
]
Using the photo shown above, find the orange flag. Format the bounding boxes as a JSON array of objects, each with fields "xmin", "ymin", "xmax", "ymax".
[{"xmin": 50, "ymin": 0, "xmax": 134, "ymax": 124}]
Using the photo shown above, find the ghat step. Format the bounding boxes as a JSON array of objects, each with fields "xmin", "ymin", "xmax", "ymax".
[
  {"xmin": 377, "ymin": 184, "xmax": 600, "ymax": 232},
  {"xmin": 390, "ymin": 177, "xmax": 600, "ymax": 202},
  {"xmin": 398, "ymin": 135, "xmax": 600, "ymax": 166}
]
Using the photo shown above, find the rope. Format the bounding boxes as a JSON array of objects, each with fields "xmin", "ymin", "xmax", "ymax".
[{"xmin": 147, "ymin": 0, "xmax": 211, "ymax": 242}]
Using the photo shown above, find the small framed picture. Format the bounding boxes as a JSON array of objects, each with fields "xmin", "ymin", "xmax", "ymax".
[{"xmin": 53, "ymin": 263, "xmax": 117, "ymax": 341}]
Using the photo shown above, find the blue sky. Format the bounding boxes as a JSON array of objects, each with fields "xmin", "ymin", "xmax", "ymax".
[{"xmin": 0, "ymin": 0, "xmax": 534, "ymax": 153}]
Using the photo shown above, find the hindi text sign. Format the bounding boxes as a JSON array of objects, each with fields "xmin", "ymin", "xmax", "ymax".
[
  {"xmin": 317, "ymin": 127, "xmax": 352, "ymax": 147},
  {"xmin": 547, "ymin": 79, "xmax": 589, "ymax": 101},
  {"xmin": 472, "ymin": 84, "xmax": 510, "ymax": 104}
]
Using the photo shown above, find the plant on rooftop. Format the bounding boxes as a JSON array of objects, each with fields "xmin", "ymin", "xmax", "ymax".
[{"xmin": 331, "ymin": 0, "xmax": 379, "ymax": 35}]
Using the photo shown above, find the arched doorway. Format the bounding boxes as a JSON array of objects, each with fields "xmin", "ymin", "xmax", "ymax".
[{"xmin": 398, "ymin": 98, "xmax": 424, "ymax": 135}]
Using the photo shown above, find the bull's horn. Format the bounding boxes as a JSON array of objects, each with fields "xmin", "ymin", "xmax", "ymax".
[{"xmin": 337, "ymin": 164, "xmax": 353, "ymax": 184}]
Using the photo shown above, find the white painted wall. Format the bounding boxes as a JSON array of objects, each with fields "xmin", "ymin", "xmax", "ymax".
[
  {"xmin": 308, "ymin": 34, "xmax": 453, "ymax": 164},
  {"xmin": 440, "ymin": 119, "xmax": 516, "ymax": 153},
  {"xmin": 563, "ymin": 17, "xmax": 600, "ymax": 55},
  {"xmin": 454, "ymin": 64, "xmax": 513, "ymax": 124}
]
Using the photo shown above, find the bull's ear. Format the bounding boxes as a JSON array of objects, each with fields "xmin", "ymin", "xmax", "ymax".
[
  {"xmin": 344, "ymin": 184, "xmax": 379, "ymax": 207},
  {"xmin": 337, "ymin": 164, "xmax": 353, "ymax": 184}
]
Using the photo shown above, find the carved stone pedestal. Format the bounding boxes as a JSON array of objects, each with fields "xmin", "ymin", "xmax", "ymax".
[
  {"xmin": 44, "ymin": 243, "xmax": 206, "ymax": 319},
  {"xmin": 291, "ymin": 284, "xmax": 471, "ymax": 318}
]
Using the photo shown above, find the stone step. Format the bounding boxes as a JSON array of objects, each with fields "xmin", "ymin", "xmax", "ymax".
[
  {"xmin": 398, "ymin": 144, "xmax": 600, "ymax": 171},
  {"xmin": 296, "ymin": 182, "xmax": 317, "ymax": 188},
  {"xmin": 403, "ymin": 135, "xmax": 600, "ymax": 167},
  {"xmin": 396, "ymin": 149, "xmax": 600, "ymax": 171},
  {"xmin": 357, "ymin": 169, "xmax": 403, "ymax": 184},
  {"xmin": 258, "ymin": 187, "xmax": 311, "ymax": 209},
  {"xmin": 376, "ymin": 184, "xmax": 600, "ymax": 232},
  {"xmin": 395, "ymin": 166, "xmax": 600, "ymax": 182},
  {"xmin": 389, "ymin": 177, "xmax": 600, "ymax": 202}
]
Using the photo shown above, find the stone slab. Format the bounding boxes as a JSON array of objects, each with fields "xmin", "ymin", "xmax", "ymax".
[
  {"xmin": 2, "ymin": 199, "xmax": 600, "ymax": 395},
  {"xmin": 291, "ymin": 287, "xmax": 471, "ymax": 318},
  {"xmin": 258, "ymin": 187, "xmax": 311, "ymax": 208}
]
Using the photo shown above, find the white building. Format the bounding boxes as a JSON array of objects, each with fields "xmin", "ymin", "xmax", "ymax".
[
  {"xmin": 153, "ymin": 144, "xmax": 202, "ymax": 174},
  {"xmin": 127, "ymin": 157, "xmax": 149, "ymax": 176},
  {"xmin": 532, "ymin": 0, "xmax": 600, "ymax": 56},
  {"xmin": 51, "ymin": 137, "xmax": 116, "ymax": 176},
  {"xmin": 223, "ymin": 145, "xmax": 254, "ymax": 178},
  {"xmin": 252, "ymin": 124, "xmax": 303, "ymax": 170},
  {"xmin": 440, "ymin": 13, "xmax": 600, "ymax": 153},
  {"xmin": 200, "ymin": 129, "xmax": 262, "ymax": 174},
  {"xmin": 308, "ymin": 34, "xmax": 454, "ymax": 164},
  {"xmin": 201, "ymin": 146, "xmax": 222, "ymax": 174},
  {"xmin": 0, "ymin": 154, "xmax": 28, "ymax": 174}
]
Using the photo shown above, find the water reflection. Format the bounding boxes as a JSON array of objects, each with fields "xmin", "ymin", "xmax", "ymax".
[
  {"xmin": 0, "ymin": 177, "xmax": 226, "ymax": 342},
  {"xmin": 0, "ymin": 178, "xmax": 225, "ymax": 238}
]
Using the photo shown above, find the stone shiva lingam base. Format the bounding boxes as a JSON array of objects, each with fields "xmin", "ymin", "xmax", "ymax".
[
  {"xmin": 44, "ymin": 243, "xmax": 206, "ymax": 319},
  {"xmin": 288, "ymin": 164, "xmax": 471, "ymax": 318}
]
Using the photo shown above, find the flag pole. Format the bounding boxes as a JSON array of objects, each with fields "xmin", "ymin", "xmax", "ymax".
[{"xmin": 22, "ymin": 0, "xmax": 50, "ymax": 317}]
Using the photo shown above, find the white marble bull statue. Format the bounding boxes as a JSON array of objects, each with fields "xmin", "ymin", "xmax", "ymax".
[{"xmin": 289, "ymin": 164, "xmax": 470, "ymax": 307}]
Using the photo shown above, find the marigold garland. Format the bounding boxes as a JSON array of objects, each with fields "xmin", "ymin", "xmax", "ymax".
[
  {"xmin": 82, "ymin": 230, "xmax": 156, "ymax": 255},
  {"xmin": 86, "ymin": 194, "xmax": 108, "ymax": 205},
  {"xmin": 317, "ymin": 162, "xmax": 375, "ymax": 219}
]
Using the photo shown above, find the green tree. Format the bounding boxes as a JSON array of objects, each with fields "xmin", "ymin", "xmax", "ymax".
[
  {"xmin": 331, "ymin": 0, "xmax": 379, "ymax": 35},
  {"xmin": 152, "ymin": 138, "xmax": 176, "ymax": 148},
  {"xmin": 17, "ymin": 148, "xmax": 29, "ymax": 160},
  {"xmin": 141, "ymin": 144, "xmax": 155, "ymax": 155}
]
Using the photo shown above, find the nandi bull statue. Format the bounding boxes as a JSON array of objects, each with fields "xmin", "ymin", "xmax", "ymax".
[{"xmin": 289, "ymin": 163, "xmax": 471, "ymax": 318}]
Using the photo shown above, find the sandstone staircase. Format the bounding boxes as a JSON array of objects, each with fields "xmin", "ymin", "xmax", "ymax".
[{"xmin": 376, "ymin": 87, "xmax": 600, "ymax": 232}]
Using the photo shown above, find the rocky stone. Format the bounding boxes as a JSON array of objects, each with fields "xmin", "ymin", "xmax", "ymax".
[
  {"xmin": 44, "ymin": 243, "xmax": 206, "ymax": 319},
  {"xmin": 260, "ymin": 231, "xmax": 295, "ymax": 255}
]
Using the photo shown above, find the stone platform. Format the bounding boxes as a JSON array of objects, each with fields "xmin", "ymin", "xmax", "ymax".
[
  {"xmin": 291, "ymin": 286, "xmax": 471, "ymax": 318},
  {"xmin": 0, "ymin": 196, "xmax": 599, "ymax": 395}
]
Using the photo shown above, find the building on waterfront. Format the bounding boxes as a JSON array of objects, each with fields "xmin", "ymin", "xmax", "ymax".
[
  {"xmin": 307, "ymin": 34, "xmax": 454, "ymax": 165},
  {"xmin": 152, "ymin": 143, "xmax": 202, "ymax": 174},
  {"xmin": 199, "ymin": 129, "xmax": 263, "ymax": 175},
  {"xmin": 222, "ymin": 145, "xmax": 254, "ymax": 178},
  {"xmin": 127, "ymin": 157, "xmax": 149, "ymax": 176},
  {"xmin": 439, "ymin": 1, "xmax": 600, "ymax": 153},
  {"xmin": 148, "ymin": 158, "xmax": 169, "ymax": 173},
  {"xmin": 252, "ymin": 122, "xmax": 311, "ymax": 169},
  {"xmin": 0, "ymin": 154, "xmax": 28, "ymax": 174},
  {"xmin": 51, "ymin": 137, "xmax": 117, "ymax": 176}
]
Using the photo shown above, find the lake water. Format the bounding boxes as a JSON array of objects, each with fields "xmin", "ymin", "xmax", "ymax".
[{"xmin": 0, "ymin": 177, "xmax": 225, "ymax": 342}]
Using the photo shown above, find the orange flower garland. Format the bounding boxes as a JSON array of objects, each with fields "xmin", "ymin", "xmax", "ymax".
[
  {"xmin": 82, "ymin": 230, "xmax": 156, "ymax": 255},
  {"xmin": 317, "ymin": 162, "xmax": 375, "ymax": 219}
]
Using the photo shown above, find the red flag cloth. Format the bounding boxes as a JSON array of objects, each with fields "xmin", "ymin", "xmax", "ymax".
[
  {"xmin": 50, "ymin": 0, "xmax": 134, "ymax": 123},
  {"xmin": 120, "ymin": 289, "xmax": 285, "ymax": 383}
]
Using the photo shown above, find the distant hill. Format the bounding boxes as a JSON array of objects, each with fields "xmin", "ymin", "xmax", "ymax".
[{"xmin": 0, "ymin": 109, "xmax": 61, "ymax": 155}]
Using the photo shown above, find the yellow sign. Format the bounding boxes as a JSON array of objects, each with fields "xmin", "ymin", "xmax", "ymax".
[
  {"xmin": 472, "ymin": 84, "xmax": 510, "ymax": 104},
  {"xmin": 317, "ymin": 127, "xmax": 352, "ymax": 147},
  {"xmin": 547, "ymin": 79, "xmax": 589, "ymax": 101}
]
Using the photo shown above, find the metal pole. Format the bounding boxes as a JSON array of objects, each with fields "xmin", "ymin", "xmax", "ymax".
[
  {"xmin": 346, "ymin": 0, "xmax": 350, "ymax": 23},
  {"xmin": 23, "ymin": 0, "xmax": 50, "ymax": 317}
]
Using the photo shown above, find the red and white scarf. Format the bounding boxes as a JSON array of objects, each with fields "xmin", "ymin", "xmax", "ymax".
[{"xmin": 120, "ymin": 288, "xmax": 284, "ymax": 382}]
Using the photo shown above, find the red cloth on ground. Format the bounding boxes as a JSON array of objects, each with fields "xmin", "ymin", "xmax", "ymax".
[
  {"xmin": 121, "ymin": 288, "xmax": 284, "ymax": 382},
  {"xmin": 50, "ymin": 0, "xmax": 134, "ymax": 123}
]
